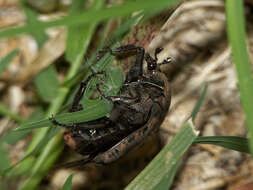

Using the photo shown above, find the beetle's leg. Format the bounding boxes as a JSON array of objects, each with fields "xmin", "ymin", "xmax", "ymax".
[
  {"xmin": 98, "ymin": 44, "xmax": 140, "ymax": 58},
  {"xmin": 93, "ymin": 103, "xmax": 162, "ymax": 164},
  {"xmin": 121, "ymin": 45, "xmax": 144, "ymax": 83},
  {"xmin": 49, "ymin": 115, "xmax": 79, "ymax": 128},
  {"xmin": 96, "ymin": 83, "xmax": 139, "ymax": 105},
  {"xmin": 49, "ymin": 71, "xmax": 105, "ymax": 128},
  {"xmin": 70, "ymin": 71, "xmax": 106, "ymax": 112}
]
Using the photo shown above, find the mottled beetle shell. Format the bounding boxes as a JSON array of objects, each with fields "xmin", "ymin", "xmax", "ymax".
[
  {"xmin": 64, "ymin": 73, "xmax": 170, "ymax": 164},
  {"xmin": 51, "ymin": 45, "xmax": 171, "ymax": 165}
]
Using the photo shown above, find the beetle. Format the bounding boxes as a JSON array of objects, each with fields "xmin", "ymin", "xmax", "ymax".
[{"xmin": 50, "ymin": 44, "xmax": 172, "ymax": 167}]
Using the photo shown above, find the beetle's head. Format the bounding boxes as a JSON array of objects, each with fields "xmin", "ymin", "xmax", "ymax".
[{"xmin": 145, "ymin": 47, "xmax": 171, "ymax": 72}]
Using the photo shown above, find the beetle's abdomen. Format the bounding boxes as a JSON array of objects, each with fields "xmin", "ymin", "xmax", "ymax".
[{"xmin": 67, "ymin": 120, "xmax": 135, "ymax": 156}]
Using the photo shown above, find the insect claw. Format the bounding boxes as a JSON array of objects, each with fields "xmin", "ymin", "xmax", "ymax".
[
  {"xmin": 158, "ymin": 57, "xmax": 172, "ymax": 66},
  {"xmin": 49, "ymin": 114, "xmax": 56, "ymax": 123},
  {"xmin": 49, "ymin": 115, "xmax": 59, "ymax": 126}
]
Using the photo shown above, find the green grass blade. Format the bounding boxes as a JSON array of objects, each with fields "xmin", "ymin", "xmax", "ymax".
[
  {"xmin": 0, "ymin": 107, "xmax": 44, "ymax": 145},
  {"xmin": 0, "ymin": 0, "xmax": 181, "ymax": 39},
  {"xmin": 65, "ymin": 0, "xmax": 105, "ymax": 79},
  {"xmin": 0, "ymin": 49, "xmax": 19, "ymax": 76},
  {"xmin": 194, "ymin": 136, "xmax": 250, "ymax": 154},
  {"xmin": 191, "ymin": 84, "xmax": 207, "ymax": 121},
  {"xmin": 226, "ymin": 0, "xmax": 253, "ymax": 155},
  {"xmin": 0, "ymin": 108, "xmax": 45, "ymax": 177},
  {"xmin": 0, "ymin": 103, "xmax": 24, "ymax": 123},
  {"xmin": 102, "ymin": 67, "xmax": 124, "ymax": 95},
  {"xmin": 0, "ymin": 47, "xmax": 20, "ymax": 123},
  {"xmin": 14, "ymin": 100, "xmax": 110, "ymax": 131},
  {"xmin": 34, "ymin": 65, "xmax": 59, "ymax": 103},
  {"xmin": 20, "ymin": 0, "xmax": 48, "ymax": 47},
  {"xmin": 65, "ymin": 0, "xmax": 87, "ymax": 62},
  {"xmin": 126, "ymin": 121, "xmax": 199, "ymax": 190},
  {"xmin": 1, "ymin": 127, "xmax": 60, "ymax": 177},
  {"xmin": 0, "ymin": 144, "xmax": 11, "ymax": 176},
  {"xmin": 19, "ymin": 133, "xmax": 64, "ymax": 189},
  {"xmin": 61, "ymin": 173, "xmax": 74, "ymax": 190}
]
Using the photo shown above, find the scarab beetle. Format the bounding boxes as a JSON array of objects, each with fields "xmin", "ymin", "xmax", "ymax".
[{"xmin": 50, "ymin": 45, "xmax": 172, "ymax": 167}]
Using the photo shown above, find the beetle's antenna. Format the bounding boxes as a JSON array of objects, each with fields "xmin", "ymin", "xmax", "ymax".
[{"xmin": 158, "ymin": 57, "xmax": 172, "ymax": 66}]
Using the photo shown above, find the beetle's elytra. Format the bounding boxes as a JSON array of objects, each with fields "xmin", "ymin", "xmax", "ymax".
[{"xmin": 50, "ymin": 44, "xmax": 172, "ymax": 167}]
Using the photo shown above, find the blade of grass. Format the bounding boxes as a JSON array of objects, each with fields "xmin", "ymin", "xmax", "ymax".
[
  {"xmin": 0, "ymin": 51, "xmax": 21, "ymax": 122},
  {"xmin": 191, "ymin": 84, "xmax": 208, "ymax": 121},
  {"xmin": 0, "ymin": 144, "xmax": 11, "ymax": 175},
  {"xmin": 65, "ymin": 0, "xmax": 103, "ymax": 79},
  {"xmin": 34, "ymin": 65, "xmax": 59, "ymax": 103},
  {"xmin": 19, "ymin": 132, "xmax": 64, "ymax": 189},
  {"xmin": 102, "ymin": 67, "xmax": 124, "ymax": 96},
  {"xmin": 0, "ymin": 0, "xmax": 181, "ymax": 39},
  {"xmin": 0, "ymin": 108, "xmax": 44, "ymax": 177},
  {"xmin": 126, "ymin": 120, "xmax": 199, "ymax": 190},
  {"xmin": 194, "ymin": 136, "xmax": 250, "ymax": 154},
  {"xmin": 2, "ymin": 126, "xmax": 60, "ymax": 177},
  {"xmin": 65, "ymin": 0, "xmax": 87, "ymax": 62},
  {"xmin": 61, "ymin": 173, "xmax": 74, "ymax": 190},
  {"xmin": 20, "ymin": 0, "xmax": 48, "ymax": 47},
  {"xmin": 14, "ymin": 100, "xmax": 110, "ymax": 131},
  {"xmin": 226, "ymin": 0, "xmax": 253, "ymax": 154},
  {"xmin": 0, "ymin": 49, "xmax": 19, "ymax": 76},
  {"xmin": 0, "ymin": 107, "xmax": 44, "ymax": 145},
  {"xmin": 0, "ymin": 103, "xmax": 24, "ymax": 123},
  {"xmin": 0, "ymin": 48, "xmax": 21, "ymax": 123}
]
